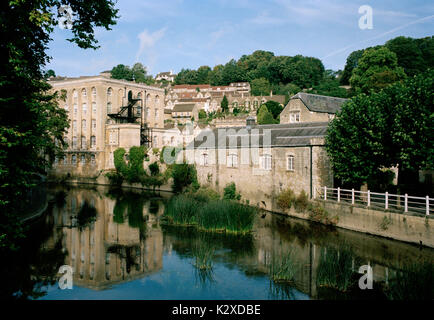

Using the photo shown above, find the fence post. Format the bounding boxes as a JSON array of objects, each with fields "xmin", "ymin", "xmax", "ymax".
[
  {"xmin": 427, "ymin": 196, "xmax": 430, "ymax": 216},
  {"xmin": 351, "ymin": 188, "xmax": 355, "ymax": 205},
  {"xmin": 367, "ymin": 190, "xmax": 370, "ymax": 207},
  {"xmin": 385, "ymin": 192, "xmax": 388, "ymax": 210},
  {"xmin": 337, "ymin": 187, "xmax": 340, "ymax": 203},
  {"xmin": 404, "ymin": 194, "xmax": 408, "ymax": 213},
  {"xmin": 324, "ymin": 186, "xmax": 327, "ymax": 201}
]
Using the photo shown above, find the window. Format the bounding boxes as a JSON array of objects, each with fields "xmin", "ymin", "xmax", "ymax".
[
  {"xmin": 82, "ymin": 119, "xmax": 86, "ymax": 132},
  {"xmin": 147, "ymin": 94, "xmax": 151, "ymax": 104},
  {"xmin": 91, "ymin": 87, "xmax": 96, "ymax": 100},
  {"xmin": 253, "ymin": 100, "xmax": 259, "ymax": 108},
  {"xmin": 92, "ymin": 102, "xmax": 97, "ymax": 114},
  {"xmin": 91, "ymin": 136, "xmax": 96, "ymax": 148},
  {"xmin": 73, "ymin": 89, "xmax": 78, "ymax": 103},
  {"xmin": 227, "ymin": 153, "xmax": 238, "ymax": 168},
  {"xmin": 155, "ymin": 95, "xmax": 160, "ymax": 104},
  {"xmin": 81, "ymin": 88, "xmax": 87, "ymax": 98},
  {"xmin": 155, "ymin": 109, "xmax": 158, "ymax": 118},
  {"xmin": 72, "ymin": 136, "xmax": 78, "ymax": 149},
  {"xmin": 73, "ymin": 120, "xmax": 77, "ymax": 133},
  {"xmin": 63, "ymin": 156, "xmax": 68, "ymax": 165},
  {"xmin": 107, "ymin": 87, "xmax": 112, "ymax": 98},
  {"xmin": 154, "ymin": 136, "xmax": 158, "ymax": 147},
  {"xmin": 72, "ymin": 154, "xmax": 77, "ymax": 165},
  {"xmin": 92, "ymin": 119, "xmax": 96, "ymax": 131},
  {"xmin": 81, "ymin": 136, "xmax": 86, "ymax": 149},
  {"xmin": 81, "ymin": 155, "xmax": 86, "ymax": 165},
  {"xmin": 290, "ymin": 111, "xmax": 300, "ymax": 123},
  {"xmin": 137, "ymin": 106, "xmax": 141, "ymax": 116},
  {"xmin": 107, "ymin": 102, "xmax": 112, "ymax": 114},
  {"xmin": 73, "ymin": 104, "xmax": 78, "ymax": 115},
  {"xmin": 91, "ymin": 154, "xmax": 96, "ymax": 165},
  {"xmin": 260, "ymin": 154, "xmax": 272, "ymax": 170},
  {"xmin": 287, "ymin": 155, "xmax": 294, "ymax": 171},
  {"xmin": 201, "ymin": 153, "xmax": 209, "ymax": 166}
]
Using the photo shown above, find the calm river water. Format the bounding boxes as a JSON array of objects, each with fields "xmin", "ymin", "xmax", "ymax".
[{"xmin": 4, "ymin": 185, "xmax": 434, "ymax": 300}]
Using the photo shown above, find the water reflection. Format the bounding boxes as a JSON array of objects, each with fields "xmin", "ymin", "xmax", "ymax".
[{"xmin": 2, "ymin": 185, "xmax": 433, "ymax": 300}]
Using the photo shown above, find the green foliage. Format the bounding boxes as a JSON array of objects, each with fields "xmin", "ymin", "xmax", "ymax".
[
  {"xmin": 148, "ymin": 162, "xmax": 160, "ymax": 176},
  {"xmin": 257, "ymin": 105, "xmax": 277, "ymax": 124},
  {"xmin": 326, "ymin": 69, "xmax": 434, "ymax": 187},
  {"xmin": 0, "ymin": 0, "xmax": 118, "ymax": 249},
  {"xmin": 350, "ymin": 47, "xmax": 406, "ymax": 94},
  {"xmin": 262, "ymin": 101, "xmax": 283, "ymax": 119},
  {"xmin": 111, "ymin": 63, "xmax": 155, "ymax": 84},
  {"xmin": 251, "ymin": 77, "xmax": 271, "ymax": 96},
  {"xmin": 171, "ymin": 163, "xmax": 199, "ymax": 193},
  {"xmin": 276, "ymin": 188, "xmax": 296, "ymax": 210},
  {"xmin": 221, "ymin": 95, "xmax": 229, "ymax": 113},
  {"xmin": 105, "ymin": 170, "xmax": 124, "ymax": 186},
  {"xmin": 163, "ymin": 195, "xmax": 256, "ymax": 234},
  {"xmin": 340, "ymin": 49, "xmax": 364, "ymax": 85},
  {"xmin": 223, "ymin": 182, "xmax": 241, "ymax": 201},
  {"xmin": 316, "ymin": 246, "xmax": 357, "ymax": 292},
  {"xmin": 308, "ymin": 204, "xmax": 338, "ymax": 225},
  {"xmin": 269, "ymin": 250, "xmax": 298, "ymax": 283},
  {"xmin": 294, "ymin": 190, "xmax": 309, "ymax": 212},
  {"xmin": 198, "ymin": 109, "xmax": 207, "ymax": 119}
]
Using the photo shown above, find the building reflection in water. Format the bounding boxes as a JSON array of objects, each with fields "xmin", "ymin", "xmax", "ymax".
[{"xmin": 49, "ymin": 186, "xmax": 164, "ymax": 290}]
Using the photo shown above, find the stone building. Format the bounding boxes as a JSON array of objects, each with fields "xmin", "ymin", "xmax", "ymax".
[
  {"xmin": 155, "ymin": 71, "xmax": 176, "ymax": 82},
  {"xmin": 185, "ymin": 121, "xmax": 333, "ymax": 210},
  {"xmin": 48, "ymin": 73, "xmax": 165, "ymax": 177},
  {"xmin": 280, "ymin": 92, "xmax": 348, "ymax": 124}
]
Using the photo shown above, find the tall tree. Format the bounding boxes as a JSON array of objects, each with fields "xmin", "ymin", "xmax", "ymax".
[
  {"xmin": 251, "ymin": 78, "xmax": 271, "ymax": 96},
  {"xmin": 340, "ymin": 49, "xmax": 364, "ymax": 85},
  {"xmin": 326, "ymin": 69, "xmax": 433, "ymax": 190},
  {"xmin": 221, "ymin": 95, "xmax": 229, "ymax": 113},
  {"xmin": 0, "ymin": 0, "xmax": 118, "ymax": 250},
  {"xmin": 350, "ymin": 47, "xmax": 406, "ymax": 94}
]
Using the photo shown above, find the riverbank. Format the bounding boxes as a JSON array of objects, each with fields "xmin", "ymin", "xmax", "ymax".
[{"xmin": 47, "ymin": 177, "xmax": 433, "ymax": 248}]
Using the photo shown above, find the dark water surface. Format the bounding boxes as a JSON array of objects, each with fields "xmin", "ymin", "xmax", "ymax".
[{"xmin": 4, "ymin": 185, "xmax": 433, "ymax": 300}]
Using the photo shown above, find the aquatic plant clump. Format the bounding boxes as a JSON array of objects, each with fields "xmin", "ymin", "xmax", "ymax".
[
  {"xmin": 163, "ymin": 196, "xmax": 256, "ymax": 234},
  {"xmin": 269, "ymin": 250, "xmax": 298, "ymax": 283},
  {"xmin": 316, "ymin": 246, "xmax": 357, "ymax": 292}
]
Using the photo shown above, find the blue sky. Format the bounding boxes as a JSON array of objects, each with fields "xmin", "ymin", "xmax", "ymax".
[{"xmin": 46, "ymin": 0, "xmax": 434, "ymax": 77}]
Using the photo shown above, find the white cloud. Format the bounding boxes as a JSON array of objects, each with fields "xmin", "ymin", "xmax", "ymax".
[{"xmin": 135, "ymin": 27, "xmax": 167, "ymax": 61}]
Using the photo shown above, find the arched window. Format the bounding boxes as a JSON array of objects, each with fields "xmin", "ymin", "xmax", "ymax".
[
  {"xmin": 91, "ymin": 119, "xmax": 96, "ymax": 131},
  {"xmin": 90, "ymin": 136, "xmax": 96, "ymax": 148},
  {"xmin": 72, "ymin": 154, "xmax": 77, "ymax": 164},
  {"xmin": 73, "ymin": 103, "xmax": 78, "ymax": 115},
  {"xmin": 91, "ymin": 154, "xmax": 96, "ymax": 165},
  {"xmin": 81, "ymin": 136, "xmax": 86, "ymax": 149},
  {"xmin": 91, "ymin": 87, "xmax": 96, "ymax": 100},
  {"xmin": 82, "ymin": 103, "xmax": 87, "ymax": 115},
  {"xmin": 107, "ymin": 102, "xmax": 112, "ymax": 114},
  {"xmin": 107, "ymin": 87, "xmax": 112, "ymax": 99},
  {"xmin": 81, "ymin": 88, "xmax": 87, "ymax": 98},
  {"xmin": 92, "ymin": 101, "xmax": 97, "ymax": 113},
  {"xmin": 80, "ymin": 155, "xmax": 86, "ymax": 165},
  {"xmin": 72, "ymin": 136, "xmax": 78, "ymax": 149},
  {"xmin": 146, "ymin": 94, "xmax": 151, "ymax": 104},
  {"xmin": 73, "ymin": 89, "xmax": 78, "ymax": 103},
  {"xmin": 72, "ymin": 120, "xmax": 77, "ymax": 133},
  {"xmin": 82, "ymin": 119, "xmax": 86, "ymax": 132}
]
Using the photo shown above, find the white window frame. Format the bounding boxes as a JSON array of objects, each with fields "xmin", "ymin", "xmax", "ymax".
[
  {"xmin": 260, "ymin": 154, "xmax": 272, "ymax": 170},
  {"xmin": 287, "ymin": 155, "xmax": 295, "ymax": 171},
  {"xmin": 227, "ymin": 153, "xmax": 238, "ymax": 168},
  {"xmin": 290, "ymin": 111, "xmax": 300, "ymax": 123}
]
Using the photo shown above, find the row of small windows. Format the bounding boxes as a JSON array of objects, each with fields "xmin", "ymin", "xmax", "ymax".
[
  {"xmin": 71, "ymin": 119, "xmax": 97, "ymax": 133},
  {"xmin": 199, "ymin": 154, "xmax": 295, "ymax": 171},
  {"xmin": 66, "ymin": 136, "xmax": 97, "ymax": 149},
  {"xmin": 68, "ymin": 88, "xmax": 161, "ymax": 105},
  {"xmin": 55, "ymin": 154, "xmax": 96, "ymax": 165}
]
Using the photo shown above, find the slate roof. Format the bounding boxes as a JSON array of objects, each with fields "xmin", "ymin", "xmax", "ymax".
[
  {"xmin": 172, "ymin": 103, "xmax": 196, "ymax": 112},
  {"xmin": 291, "ymin": 92, "xmax": 348, "ymax": 113},
  {"xmin": 188, "ymin": 122, "xmax": 328, "ymax": 149}
]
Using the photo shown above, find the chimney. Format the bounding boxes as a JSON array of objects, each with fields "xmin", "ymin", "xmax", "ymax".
[{"xmin": 246, "ymin": 116, "xmax": 256, "ymax": 127}]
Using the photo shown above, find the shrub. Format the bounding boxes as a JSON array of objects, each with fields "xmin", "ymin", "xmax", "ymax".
[
  {"xmin": 149, "ymin": 162, "xmax": 160, "ymax": 176},
  {"xmin": 164, "ymin": 195, "xmax": 200, "ymax": 225},
  {"xmin": 308, "ymin": 203, "xmax": 338, "ymax": 225},
  {"xmin": 223, "ymin": 182, "xmax": 241, "ymax": 201},
  {"xmin": 172, "ymin": 163, "xmax": 199, "ymax": 193},
  {"xmin": 294, "ymin": 190, "xmax": 309, "ymax": 212},
  {"xmin": 277, "ymin": 188, "xmax": 296, "ymax": 210},
  {"xmin": 191, "ymin": 187, "xmax": 220, "ymax": 202},
  {"xmin": 105, "ymin": 170, "xmax": 124, "ymax": 186}
]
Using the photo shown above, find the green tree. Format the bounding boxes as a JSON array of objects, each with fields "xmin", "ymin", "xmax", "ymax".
[
  {"xmin": 198, "ymin": 109, "xmax": 207, "ymax": 119},
  {"xmin": 251, "ymin": 77, "xmax": 271, "ymax": 96},
  {"xmin": 111, "ymin": 64, "xmax": 132, "ymax": 81},
  {"xmin": 326, "ymin": 69, "xmax": 433, "ymax": 189},
  {"xmin": 349, "ymin": 47, "xmax": 406, "ymax": 94},
  {"xmin": 221, "ymin": 95, "xmax": 229, "ymax": 113},
  {"xmin": 0, "ymin": 0, "xmax": 118, "ymax": 250},
  {"xmin": 263, "ymin": 101, "xmax": 283, "ymax": 120},
  {"xmin": 257, "ymin": 105, "xmax": 276, "ymax": 125},
  {"xmin": 340, "ymin": 50, "xmax": 364, "ymax": 85}
]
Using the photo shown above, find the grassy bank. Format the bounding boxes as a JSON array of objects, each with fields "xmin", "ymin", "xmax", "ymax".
[{"xmin": 163, "ymin": 187, "xmax": 256, "ymax": 235}]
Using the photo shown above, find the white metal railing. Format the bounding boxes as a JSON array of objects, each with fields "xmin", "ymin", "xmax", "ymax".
[{"xmin": 316, "ymin": 186, "xmax": 433, "ymax": 216}]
